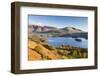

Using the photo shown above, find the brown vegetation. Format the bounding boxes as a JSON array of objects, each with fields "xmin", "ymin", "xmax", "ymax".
[{"xmin": 28, "ymin": 40, "xmax": 63, "ymax": 60}]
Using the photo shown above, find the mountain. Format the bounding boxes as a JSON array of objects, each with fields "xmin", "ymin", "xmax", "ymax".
[
  {"xmin": 28, "ymin": 24, "xmax": 87, "ymax": 39},
  {"xmin": 29, "ymin": 25, "xmax": 83, "ymax": 33},
  {"xmin": 28, "ymin": 24, "xmax": 57, "ymax": 33},
  {"xmin": 61, "ymin": 27, "xmax": 83, "ymax": 33}
]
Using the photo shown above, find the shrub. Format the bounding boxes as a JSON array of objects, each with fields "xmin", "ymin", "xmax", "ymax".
[
  {"xmin": 34, "ymin": 46, "xmax": 42, "ymax": 53},
  {"xmin": 42, "ymin": 55, "xmax": 49, "ymax": 60},
  {"xmin": 62, "ymin": 56, "xmax": 68, "ymax": 59},
  {"xmin": 43, "ymin": 44, "xmax": 56, "ymax": 50}
]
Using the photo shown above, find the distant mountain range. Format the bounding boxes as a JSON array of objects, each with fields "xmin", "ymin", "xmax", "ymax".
[{"xmin": 28, "ymin": 24, "xmax": 88, "ymax": 39}]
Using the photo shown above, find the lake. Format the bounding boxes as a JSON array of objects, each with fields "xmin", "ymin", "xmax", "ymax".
[{"xmin": 48, "ymin": 37, "xmax": 88, "ymax": 48}]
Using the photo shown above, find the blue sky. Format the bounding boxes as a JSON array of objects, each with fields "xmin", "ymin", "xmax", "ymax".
[{"xmin": 28, "ymin": 15, "xmax": 88, "ymax": 31}]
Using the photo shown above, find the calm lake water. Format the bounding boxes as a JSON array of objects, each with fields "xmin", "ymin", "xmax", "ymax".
[{"xmin": 48, "ymin": 37, "xmax": 88, "ymax": 48}]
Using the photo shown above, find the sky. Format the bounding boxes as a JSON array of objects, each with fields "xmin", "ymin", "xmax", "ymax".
[{"xmin": 28, "ymin": 15, "xmax": 88, "ymax": 32}]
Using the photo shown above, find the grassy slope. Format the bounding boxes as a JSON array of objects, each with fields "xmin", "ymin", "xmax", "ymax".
[
  {"xmin": 28, "ymin": 39, "xmax": 88, "ymax": 61},
  {"xmin": 28, "ymin": 40, "xmax": 62, "ymax": 60}
]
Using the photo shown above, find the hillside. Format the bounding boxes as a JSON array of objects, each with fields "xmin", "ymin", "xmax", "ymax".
[
  {"xmin": 29, "ymin": 25, "xmax": 83, "ymax": 33},
  {"xmin": 28, "ymin": 34, "xmax": 88, "ymax": 60},
  {"xmin": 61, "ymin": 27, "xmax": 83, "ymax": 33},
  {"xmin": 28, "ymin": 25, "xmax": 88, "ymax": 39},
  {"xmin": 28, "ymin": 39, "xmax": 63, "ymax": 60}
]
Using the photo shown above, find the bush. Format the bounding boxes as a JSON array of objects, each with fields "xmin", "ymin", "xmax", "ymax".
[
  {"xmin": 42, "ymin": 55, "xmax": 49, "ymax": 60},
  {"xmin": 34, "ymin": 46, "xmax": 42, "ymax": 53},
  {"xmin": 43, "ymin": 44, "xmax": 56, "ymax": 50},
  {"xmin": 62, "ymin": 56, "xmax": 68, "ymax": 59}
]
